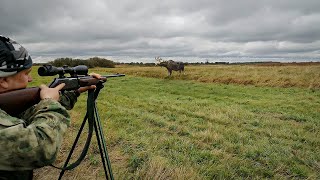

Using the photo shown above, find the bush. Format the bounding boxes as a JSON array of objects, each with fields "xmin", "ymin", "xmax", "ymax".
[
  {"xmin": 87, "ymin": 57, "xmax": 115, "ymax": 68},
  {"xmin": 48, "ymin": 57, "xmax": 115, "ymax": 68}
]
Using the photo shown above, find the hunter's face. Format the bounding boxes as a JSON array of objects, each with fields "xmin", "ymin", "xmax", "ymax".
[{"xmin": 6, "ymin": 68, "xmax": 33, "ymax": 90}]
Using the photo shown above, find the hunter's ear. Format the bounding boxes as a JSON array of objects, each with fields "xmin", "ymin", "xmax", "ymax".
[{"xmin": 0, "ymin": 77, "xmax": 9, "ymax": 89}]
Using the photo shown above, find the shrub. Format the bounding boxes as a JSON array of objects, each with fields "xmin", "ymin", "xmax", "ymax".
[{"xmin": 48, "ymin": 57, "xmax": 115, "ymax": 68}]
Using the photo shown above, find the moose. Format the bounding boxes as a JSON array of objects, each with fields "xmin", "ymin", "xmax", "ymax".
[{"xmin": 155, "ymin": 57, "xmax": 185, "ymax": 76}]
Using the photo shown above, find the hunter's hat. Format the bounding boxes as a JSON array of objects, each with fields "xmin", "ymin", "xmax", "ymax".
[{"xmin": 0, "ymin": 35, "xmax": 33, "ymax": 77}]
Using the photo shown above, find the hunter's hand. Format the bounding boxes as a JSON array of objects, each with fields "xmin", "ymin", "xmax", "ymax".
[
  {"xmin": 77, "ymin": 73, "xmax": 102, "ymax": 93},
  {"xmin": 39, "ymin": 83, "xmax": 65, "ymax": 101}
]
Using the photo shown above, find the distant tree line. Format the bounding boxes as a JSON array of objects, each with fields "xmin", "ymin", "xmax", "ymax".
[
  {"xmin": 116, "ymin": 61, "xmax": 319, "ymax": 66},
  {"xmin": 37, "ymin": 59, "xmax": 229, "ymax": 68},
  {"xmin": 35, "ymin": 57, "xmax": 314, "ymax": 68},
  {"xmin": 114, "ymin": 61, "xmax": 230, "ymax": 66},
  {"xmin": 40, "ymin": 57, "xmax": 116, "ymax": 68}
]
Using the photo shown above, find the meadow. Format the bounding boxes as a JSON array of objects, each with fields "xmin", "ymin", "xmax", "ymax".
[{"xmin": 31, "ymin": 63, "xmax": 320, "ymax": 179}]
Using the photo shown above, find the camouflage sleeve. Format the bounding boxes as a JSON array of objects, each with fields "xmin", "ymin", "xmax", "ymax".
[
  {"xmin": 0, "ymin": 99, "xmax": 70, "ymax": 171},
  {"xmin": 59, "ymin": 90, "xmax": 79, "ymax": 110}
]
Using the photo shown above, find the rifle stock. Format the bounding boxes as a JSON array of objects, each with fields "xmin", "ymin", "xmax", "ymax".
[
  {"xmin": 0, "ymin": 74, "xmax": 125, "ymax": 116},
  {"xmin": 0, "ymin": 87, "xmax": 41, "ymax": 116}
]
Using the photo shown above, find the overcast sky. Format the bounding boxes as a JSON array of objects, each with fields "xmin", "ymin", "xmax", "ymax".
[{"xmin": 1, "ymin": 0, "xmax": 320, "ymax": 63}]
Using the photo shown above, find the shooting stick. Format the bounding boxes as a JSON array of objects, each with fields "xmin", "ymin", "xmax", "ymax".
[{"xmin": 57, "ymin": 81, "xmax": 114, "ymax": 180}]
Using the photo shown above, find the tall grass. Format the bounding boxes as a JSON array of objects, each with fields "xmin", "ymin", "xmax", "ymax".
[
  {"xmin": 29, "ymin": 65, "xmax": 320, "ymax": 179},
  {"xmin": 98, "ymin": 64, "xmax": 320, "ymax": 89}
]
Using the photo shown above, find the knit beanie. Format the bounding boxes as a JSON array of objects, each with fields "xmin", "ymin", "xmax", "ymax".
[{"xmin": 0, "ymin": 35, "xmax": 33, "ymax": 77}]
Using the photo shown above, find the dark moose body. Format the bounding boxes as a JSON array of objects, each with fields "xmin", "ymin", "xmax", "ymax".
[{"xmin": 156, "ymin": 57, "xmax": 185, "ymax": 76}]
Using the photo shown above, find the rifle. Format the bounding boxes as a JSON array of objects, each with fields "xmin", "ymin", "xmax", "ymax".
[
  {"xmin": 0, "ymin": 65, "xmax": 125, "ymax": 116},
  {"xmin": 0, "ymin": 65, "xmax": 124, "ymax": 179}
]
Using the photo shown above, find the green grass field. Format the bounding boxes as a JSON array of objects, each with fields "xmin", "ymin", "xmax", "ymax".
[{"xmin": 31, "ymin": 64, "xmax": 320, "ymax": 179}]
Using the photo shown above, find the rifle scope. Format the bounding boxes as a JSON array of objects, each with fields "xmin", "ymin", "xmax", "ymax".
[{"xmin": 38, "ymin": 65, "xmax": 88, "ymax": 77}]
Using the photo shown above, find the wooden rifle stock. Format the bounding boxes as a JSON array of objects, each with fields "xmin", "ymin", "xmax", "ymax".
[{"xmin": 0, "ymin": 87, "xmax": 41, "ymax": 116}]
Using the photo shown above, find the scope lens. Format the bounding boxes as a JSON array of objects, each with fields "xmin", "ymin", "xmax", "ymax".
[{"xmin": 38, "ymin": 65, "xmax": 54, "ymax": 76}]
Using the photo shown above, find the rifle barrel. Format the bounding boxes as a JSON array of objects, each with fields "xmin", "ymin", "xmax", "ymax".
[{"xmin": 102, "ymin": 74, "xmax": 125, "ymax": 78}]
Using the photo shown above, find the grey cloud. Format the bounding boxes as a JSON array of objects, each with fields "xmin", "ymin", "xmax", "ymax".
[{"xmin": 1, "ymin": 0, "xmax": 319, "ymax": 62}]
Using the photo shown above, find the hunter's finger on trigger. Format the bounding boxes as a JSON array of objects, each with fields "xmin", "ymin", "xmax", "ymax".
[{"xmin": 55, "ymin": 83, "xmax": 66, "ymax": 90}]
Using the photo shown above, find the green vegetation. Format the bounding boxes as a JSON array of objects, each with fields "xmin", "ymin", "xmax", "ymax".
[
  {"xmin": 31, "ymin": 65, "xmax": 320, "ymax": 179},
  {"xmin": 45, "ymin": 57, "xmax": 115, "ymax": 68}
]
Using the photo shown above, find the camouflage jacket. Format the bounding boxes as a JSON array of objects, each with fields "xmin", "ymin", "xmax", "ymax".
[{"xmin": 0, "ymin": 91, "xmax": 78, "ymax": 179}]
